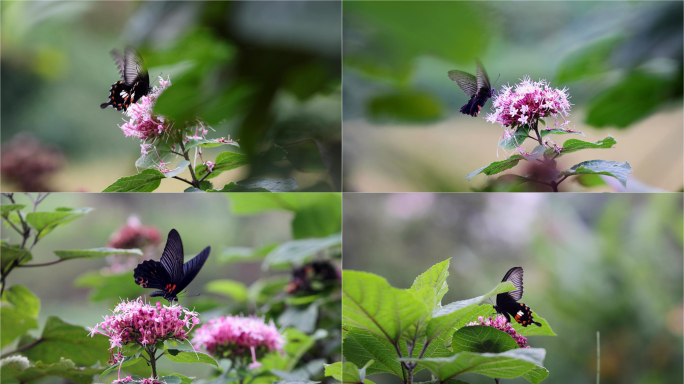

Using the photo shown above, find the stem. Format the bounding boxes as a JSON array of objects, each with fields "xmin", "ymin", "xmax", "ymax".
[
  {"xmin": 17, "ymin": 259, "xmax": 66, "ymax": 268},
  {"xmin": 0, "ymin": 338, "xmax": 43, "ymax": 358},
  {"xmin": 495, "ymin": 379, "xmax": 500, "ymax": 384},
  {"xmin": 532, "ymin": 120, "xmax": 543, "ymax": 146},
  {"xmin": 172, "ymin": 176, "xmax": 194, "ymax": 186},
  {"xmin": 146, "ymin": 347, "xmax": 158, "ymax": 378},
  {"xmin": 596, "ymin": 331, "xmax": 600, "ymax": 384},
  {"xmin": 178, "ymin": 140, "xmax": 200, "ymax": 188}
]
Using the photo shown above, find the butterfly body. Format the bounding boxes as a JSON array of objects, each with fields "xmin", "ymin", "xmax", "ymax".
[
  {"xmin": 448, "ymin": 59, "xmax": 493, "ymax": 117},
  {"xmin": 133, "ymin": 229, "xmax": 210, "ymax": 302},
  {"xmin": 493, "ymin": 267, "xmax": 541, "ymax": 327},
  {"xmin": 100, "ymin": 47, "xmax": 150, "ymax": 112}
]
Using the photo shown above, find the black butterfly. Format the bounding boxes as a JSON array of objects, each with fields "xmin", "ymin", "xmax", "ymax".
[
  {"xmin": 493, "ymin": 267, "xmax": 541, "ymax": 327},
  {"xmin": 100, "ymin": 47, "xmax": 150, "ymax": 112},
  {"xmin": 448, "ymin": 59, "xmax": 494, "ymax": 117},
  {"xmin": 133, "ymin": 229, "xmax": 210, "ymax": 303}
]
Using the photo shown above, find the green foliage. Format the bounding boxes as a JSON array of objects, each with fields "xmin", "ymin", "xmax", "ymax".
[
  {"xmin": 263, "ymin": 233, "xmax": 341, "ymax": 270},
  {"xmin": 98, "ymin": 356, "xmax": 142, "ymax": 380},
  {"xmin": 21, "ymin": 316, "xmax": 110, "ymax": 366},
  {"xmin": 1, "ymin": 245, "xmax": 32, "ymax": 272},
  {"xmin": 103, "ymin": 170, "xmax": 166, "ymax": 192},
  {"xmin": 164, "ymin": 349, "xmax": 219, "ymax": 367},
  {"xmin": 585, "ymin": 71, "xmax": 679, "ymax": 128},
  {"xmin": 402, "ymin": 348, "xmax": 545, "ymax": 381},
  {"xmin": 466, "ymin": 155, "xmax": 526, "ymax": 180},
  {"xmin": 53, "ymin": 248, "xmax": 142, "ymax": 260},
  {"xmin": 2, "ymin": 358, "xmax": 104, "ymax": 384},
  {"xmin": 338, "ymin": 260, "xmax": 554, "ymax": 384},
  {"xmin": 560, "ymin": 160, "xmax": 632, "ymax": 187},
  {"xmin": 325, "ymin": 361, "xmax": 375, "ymax": 384},
  {"xmin": 26, "ymin": 208, "xmax": 92, "ymax": 239},
  {"xmin": 229, "ymin": 194, "xmax": 342, "ymax": 239},
  {"xmin": 555, "ymin": 35, "xmax": 625, "ymax": 83},
  {"xmin": 1, "ymin": 285, "xmax": 40, "ymax": 348},
  {"xmin": 75, "ymin": 271, "xmax": 146, "ymax": 302},
  {"xmin": 498, "ymin": 125, "xmax": 585, "ymax": 150},
  {"xmin": 204, "ymin": 279, "xmax": 249, "ymax": 302},
  {"xmin": 366, "ymin": 91, "xmax": 443, "ymax": 124},
  {"xmin": 546, "ymin": 136, "xmax": 617, "ymax": 158}
]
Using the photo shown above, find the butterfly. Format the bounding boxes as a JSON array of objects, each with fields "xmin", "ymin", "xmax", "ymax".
[
  {"xmin": 133, "ymin": 229, "xmax": 210, "ymax": 302},
  {"xmin": 448, "ymin": 59, "xmax": 494, "ymax": 117},
  {"xmin": 100, "ymin": 47, "xmax": 150, "ymax": 112},
  {"xmin": 493, "ymin": 267, "xmax": 541, "ymax": 327}
]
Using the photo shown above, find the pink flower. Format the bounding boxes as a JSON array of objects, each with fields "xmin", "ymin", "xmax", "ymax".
[
  {"xmin": 113, "ymin": 375, "xmax": 134, "ymax": 383},
  {"xmin": 119, "ymin": 76, "xmax": 173, "ymax": 144},
  {"xmin": 192, "ymin": 315, "xmax": 284, "ymax": 368},
  {"xmin": 466, "ymin": 316, "xmax": 529, "ymax": 348},
  {"xmin": 204, "ymin": 161, "xmax": 215, "ymax": 172},
  {"xmin": 89, "ymin": 298, "xmax": 200, "ymax": 362},
  {"xmin": 486, "ymin": 76, "xmax": 572, "ymax": 130},
  {"xmin": 105, "ymin": 216, "xmax": 161, "ymax": 273}
]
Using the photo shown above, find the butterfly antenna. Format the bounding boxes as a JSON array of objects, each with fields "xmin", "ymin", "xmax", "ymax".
[{"xmin": 494, "ymin": 73, "xmax": 501, "ymax": 89}]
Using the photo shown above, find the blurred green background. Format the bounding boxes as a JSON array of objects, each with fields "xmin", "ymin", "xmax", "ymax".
[
  {"xmin": 343, "ymin": 193, "xmax": 683, "ymax": 384},
  {"xmin": 1, "ymin": 1, "xmax": 341, "ymax": 192},
  {"xmin": 1, "ymin": 192, "xmax": 341, "ymax": 382},
  {"xmin": 343, "ymin": 1, "xmax": 683, "ymax": 192}
]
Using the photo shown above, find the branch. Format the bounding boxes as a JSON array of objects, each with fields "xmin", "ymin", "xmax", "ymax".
[
  {"xmin": 17, "ymin": 259, "xmax": 66, "ymax": 268},
  {"xmin": 172, "ymin": 176, "xmax": 194, "ymax": 186},
  {"xmin": 0, "ymin": 338, "xmax": 43, "ymax": 358}
]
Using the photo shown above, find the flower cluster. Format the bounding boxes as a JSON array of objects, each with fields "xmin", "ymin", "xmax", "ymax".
[
  {"xmin": 119, "ymin": 76, "xmax": 173, "ymax": 142},
  {"xmin": 89, "ymin": 298, "xmax": 200, "ymax": 364},
  {"xmin": 486, "ymin": 76, "xmax": 572, "ymax": 129},
  {"xmin": 192, "ymin": 315, "xmax": 284, "ymax": 369},
  {"xmin": 105, "ymin": 216, "xmax": 161, "ymax": 273},
  {"xmin": 466, "ymin": 315, "xmax": 529, "ymax": 348},
  {"xmin": 0, "ymin": 133, "xmax": 65, "ymax": 192}
]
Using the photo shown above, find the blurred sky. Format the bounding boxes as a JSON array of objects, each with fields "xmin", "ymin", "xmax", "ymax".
[
  {"xmin": 342, "ymin": 1, "xmax": 683, "ymax": 192},
  {"xmin": 343, "ymin": 193, "xmax": 683, "ymax": 384},
  {"xmin": 1, "ymin": 1, "xmax": 341, "ymax": 192}
]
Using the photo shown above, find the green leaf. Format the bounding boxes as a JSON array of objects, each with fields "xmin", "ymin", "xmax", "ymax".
[
  {"xmin": 402, "ymin": 348, "xmax": 546, "ymax": 381},
  {"xmin": 2, "ymin": 285, "xmax": 40, "ymax": 318},
  {"xmin": 53, "ymin": 248, "xmax": 142, "ymax": 260},
  {"xmin": 586, "ymin": 71, "xmax": 676, "ymax": 128},
  {"xmin": 195, "ymin": 152, "xmax": 249, "ymax": 180},
  {"xmin": 159, "ymin": 376, "xmax": 183, "ymax": 384},
  {"xmin": 207, "ymin": 183, "xmax": 270, "ymax": 192},
  {"xmin": 218, "ymin": 244, "xmax": 278, "ymax": 264},
  {"xmin": 236, "ymin": 178, "xmax": 299, "ymax": 193},
  {"xmin": 164, "ymin": 160, "xmax": 191, "ymax": 178},
  {"xmin": 555, "ymin": 35, "xmax": 624, "ymax": 83},
  {"xmin": 342, "ymin": 328, "xmax": 402, "ymax": 376},
  {"xmin": 103, "ymin": 169, "xmax": 165, "ymax": 192},
  {"xmin": 1, "ymin": 245, "xmax": 32, "ymax": 272},
  {"xmin": 498, "ymin": 125, "xmax": 585, "ymax": 150},
  {"xmin": 169, "ymin": 373, "xmax": 195, "ymax": 384},
  {"xmin": 425, "ymin": 281, "xmax": 515, "ymax": 344},
  {"xmin": 325, "ymin": 361, "xmax": 374, "ymax": 384},
  {"xmin": 9, "ymin": 358, "xmax": 104, "ymax": 384},
  {"xmin": 184, "ymin": 138, "xmax": 240, "ymax": 151},
  {"xmin": 26, "ymin": 208, "xmax": 92, "ymax": 239},
  {"xmin": 462, "ymin": 305, "xmax": 557, "ymax": 337},
  {"xmin": 22, "ymin": 316, "xmax": 110, "ymax": 366},
  {"xmin": 278, "ymin": 301, "xmax": 321, "ymax": 334},
  {"xmin": 410, "ymin": 259, "xmax": 450, "ymax": 309},
  {"xmin": 466, "ymin": 155, "xmax": 527, "ymax": 180},
  {"xmin": 204, "ymin": 280, "xmax": 248, "ymax": 302},
  {"xmin": 547, "ymin": 136, "xmax": 617, "ymax": 158},
  {"xmin": 560, "ymin": 160, "xmax": 632, "ymax": 187},
  {"xmin": 1, "ymin": 285, "xmax": 41, "ymax": 348},
  {"xmin": 523, "ymin": 366, "xmax": 549, "ymax": 384},
  {"xmin": 135, "ymin": 142, "xmax": 174, "ymax": 170},
  {"xmin": 164, "ymin": 349, "xmax": 218, "ymax": 367},
  {"xmin": 291, "ymin": 196, "xmax": 341, "ymax": 238},
  {"xmin": 260, "ymin": 328, "xmax": 314, "ymax": 372},
  {"xmin": 343, "ymin": 270, "xmax": 430, "ymax": 344},
  {"xmin": 99, "ymin": 356, "xmax": 142, "ymax": 380},
  {"xmin": 263, "ymin": 233, "xmax": 341, "ymax": 270},
  {"xmin": 273, "ymin": 381, "xmax": 319, "ymax": 384},
  {"xmin": 1, "ymin": 204, "xmax": 25, "ymax": 216},
  {"xmin": 450, "ymin": 325, "xmax": 520, "ymax": 353},
  {"xmin": 366, "ymin": 91, "xmax": 443, "ymax": 124}
]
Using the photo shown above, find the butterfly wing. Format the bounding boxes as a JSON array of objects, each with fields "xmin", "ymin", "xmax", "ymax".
[
  {"xmin": 172, "ymin": 246, "xmax": 211, "ymax": 295},
  {"xmin": 475, "ymin": 59, "xmax": 491, "ymax": 91},
  {"xmin": 501, "ymin": 266, "xmax": 524, "ymax": 301},
  {"xmin": 110, "ymin": 50, "xmax": 126, "ymax": 81},
  {"xmin": 448, "ymin": 70, "xmax": 478, "ymax": 97},
  {"xmin": 160, "ymin": 229, "xmax": 184, "ymax": 285},
  {"xmin": 133, "ymin": 259, "xmax": 172, "ymax": 291},
  {"xmin": 122, "ymin": 47, "xmax": 146, "ymax": 85}
]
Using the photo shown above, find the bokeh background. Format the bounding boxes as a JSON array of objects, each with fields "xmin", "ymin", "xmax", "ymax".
[
  {"xmin": 1, "ymin": 192, "xmax": 341, "ymax": 382},
  {"xmin": 343, "ymin": 1, "xmax": 683, "ymax": 192},
  {"xmin": 343, "ymin": 193, "xmax": 683, "ymax": 384},
  {"xmin": 1, "ymin": 1, "xmax": 341, "ymax": 192}
]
